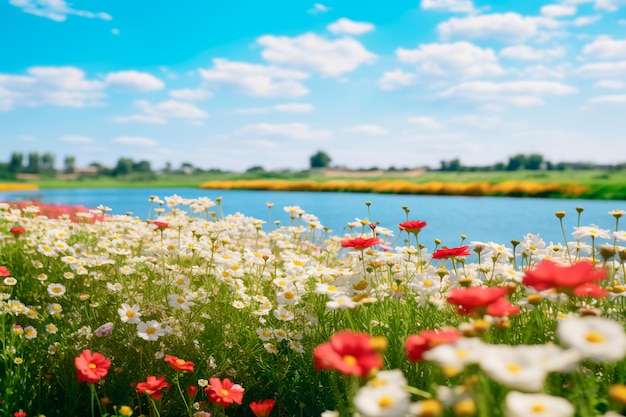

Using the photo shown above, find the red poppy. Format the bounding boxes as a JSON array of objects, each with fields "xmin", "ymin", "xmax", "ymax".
[
  {"xmin": 572, "ymin": 283, "xmax": 607, "ymax": 298},
  {"xmin": 14, "ymin": 411, "xmax": 26, "ymax": 417},
  {"xmin": 205, "ymin": 377, "xmax": 245, "ymax": 407},
  {"xmin": 446, "ymin": 286, "xmax": 509, "ymax": 316},
  {"xmin": 75, "ymin": 350, "xmax": 111, "ymax": 384},
  {"xmin": 152, "ymin": 221, "xmax": 170, "ymax": 229},
  {"xmin": 10, "ymin": 227, "xmax": 26, "ymax": 237},
  {"xmin": 250, "ymin": 399, "xmax": 276, "ymax": 417},
  {"xmin": 188, "ymin": 385, "xmax": 199, "ymax": 400},
  {"xmin": 136, "ymin": 376, "xmax": 170, "ymax": 400},
  {"xmin": 405, "ymin": 329, "xmax": 461, "ymax": 362},
  {"xmin": 313, "ymin": 330, "xmax": 383, "ymax": 378},
  {"xmin": 164, "ymin": 355, "xmax": 195, "ymax": 372},
  {"xmin": 485, "ymin": 297, "xmax": 520, "ymax": 316},
  {"xmin": 399, "ymin": 220, "xmax": 427, "ymax": 234},
  {"xmin": 432, "ymin": 246, "xmax": 471, "ymax": 260},
  {"xmin": 340, "ymin": 237, "xmax": 380, "ymax": 249},
  {"xmin": 0, "ymin": 266, "xmax": 11, "ymax": 277},
  {"xmin": 523, "ymin": 260, "xmax": 606, "ymax": 295}
]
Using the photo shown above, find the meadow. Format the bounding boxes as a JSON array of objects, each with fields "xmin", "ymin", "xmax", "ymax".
[{"xmin": 1, "ymin": 196, "xmax": 626, "ymax": 417}]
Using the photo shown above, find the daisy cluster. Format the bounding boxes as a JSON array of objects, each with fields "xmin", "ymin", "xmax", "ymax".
[{"xmin": 0, "ymin": 198, "xmax": 625, "ymax": 417}]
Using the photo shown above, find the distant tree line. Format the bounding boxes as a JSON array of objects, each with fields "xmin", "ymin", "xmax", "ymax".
[{"xmin": 439, "ymin": 153, "xmax": 626, "ymax": 172}]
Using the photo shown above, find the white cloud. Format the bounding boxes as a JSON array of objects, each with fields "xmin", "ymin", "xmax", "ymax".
[
  {"xmin": 343, "ymin": 124, "xmax": 388, "ymax": 135},
  {"xmin": 327, "ymin": 18, "xmax": 375, "ymax": 35},
  {"xmin": 500, "ymin": 45, "xmax": 566, "ymax": 61},
  {"xmin": 397, "ymin": 41, "xmax": 504, "ymax": 78},
  {"xmin": 135, "ymin": 100, "xmax": 208, "ymax": 119},
  {"xmin": 593, "ymin": 79, "xmax": 625, "ymax": 89},
  {"xmin": 575, "ymin": 61, "xmax": 626, "ymax": 77},
  {"xmin": 421, "ymin": 0, "xmax": 477, "ymax": 13},
  {"xmin": 112, "ymin": 136, "xmax": 157, "ymax": 146},
  {"xmin": 407, "ymin": 116, "xmax": 441, "ymax": 129},
  {"xmin": 273, "ymin": 103, "xmax": 314, "ymax": 113},
  {"xmin": 258, "ymin": 33, "xmax": 376, "ymax": 76},
  {"xmin": 9, "ymin": 0, "xmax": 111, "ymax": 22},
  {"xmin": 518, "ymin": 64, "xmax": 567, "ymax": 79},
  {"xmin": 564, "ymin": 0, "xmax": 625, "ymax": 11},
  {"xmin": 0, "ymin": 66, "xmax": 105, "ymax": 111},
  {"xmin": 105, "ymin": 71, "xmax": 165, "ymax": 92},
  {"xmin": 233, "ymin": 108, "xmax": 271, "ymax": 115},
  {"xmin": 308, "ymin": 3, "xmax": 331, "ymax": 14},
  {"xmin": 169, "ymin": 88, "xmax": 212, "ymax": 101},
  {"xmin": 60, "ymin": 135, "xmax": 94, "ymax": 144},
  {"xmin": 111, "ymin": 114, "xmax": 168, "ymax": 124},
  {"xmin": 437, "ymin": 13, "xmax": 559, "ymax": 43},
  {"xmin": 540, "ymin": 4, "xmax": 577, "ymax": 17},
  {"xmin": 583, "ymin": 36, "xmax": 626, "ymax": 59},
  {"xmin": 588, "ymin": 94, "xmax": 626, "ymax": 104},
  {"xmin": 440, "ymin": 80, "xmax": 577, "ymax": 106},
  {"xmin": 377, "ymin": 69, "xmax": 418, "ymax": 91},
  {"xmin": 236, "ymin": 123, "xmax": 332, "ymax": 140},
  {"xmin": 573, "ymin": 15, "xmax": 602, "ymax": 26},
  {"xmin": 199, "ymin": 59, "xmax": 310, "ymax": 98}
]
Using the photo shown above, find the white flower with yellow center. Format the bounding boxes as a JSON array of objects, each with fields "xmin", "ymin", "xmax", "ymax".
[
  {"xmin": 24, "ymin": 325, "xmax": 38, "ymax": 339},
  {"xmin": 47, "ymin": 303, "xmax": 63, "ymax": 315},
  {"xmin": 479, "ymin": 345, "xmax": 549, "ymax": 392},
  {"xmin": 353, "ymin": 380, "xmax": 410, "ymax": 417},
  {"xmin": 505, "ymin": 391, "xmax": 574, "ymax": 417},
  {"xmin": 423, "ymin": 337, "xmax": 485, "ymax": 377},
  {"xmin": 557, "ymin": 315, "xmax": 626, "ymax": 362},
  {"xmin": 572, "ymin": 225, "xmax": 611, "ymax": 240},
  {"xmin": 168, "ymin": 294, "xmax": 193, "ymax": 312},
  {"xmin": 47, "ymin": 283, "xmax": 66, "ymax": 297},
  {"xmin": 137, "ymin": 320, "xmax": 165, "ymax": 341},
  {"xmin": 118, "ymin": 303, "xmax": 142, "ymax": 324}
]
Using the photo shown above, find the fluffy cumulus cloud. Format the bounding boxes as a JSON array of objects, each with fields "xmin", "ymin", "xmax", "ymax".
[
  {"xmin": 258, "ymin": 33, "xmax": 376, "ymax": 76},
  {"xmin": 396, "ymin": 41, "xmax": 504, "ymax": 78},
  {"xmin": 273, "ymin": 103, "xmax": 314, "ymax": 113},
  {"xmin": 169, "ymin": 88, "xmax": 212, "ymax": 101},
  {"xmin": 236, "ymin": 123, "xmax": 332, "ymax": 140},
  {"xmin": 377, "ymin": 69, "xmax": 418, "ymax": 90},
  {"xmin": 0, "ymin": 66, "xmax": 105, "ymax": 111},
  {"xmin": 112, "ymin": 100, "xmax": 207, "ymax": 124},
  {"xmin": 540, "ymin": 4, "xmax": 577, "ymax": 17},
  {"xmin": 199, "ymin": 59, "xmax": 310, "ymax": 98},
  {"xmin": 105, "ymin": 71, "xmax": 165, "ymax": 92},
  {"xmin": 593, "ymin": 79, "xmax": 625, "ymax": 89},
  {"xmin": 112, "ymin": 136, "xmax": 157, "ymax": 146},
  {"xmin": 421, "ymin": 0, "xmax": 477, "ymax": 13},
  {"xmin": 308, "ymin": 3, "xmax": 331, "ymax": 14},
  {"xmin": 437, "ymin": 13, "xmax": 559, "ymax": 43},
  {"xmin": 500, "ymin": 45, "xmax": 566, "ymax": 61},
  {"xmin": 588, "ymin": 94, "xmax": 626, "ymax": 104},
  {"xmin": 343, "ymin": 124, "xmax": 388, "ymax": 135},
  {"xmin": 575, "ymin": 61, "xmax": 626, "ymax": 78},
  {"xmin": 9, "ymin": 0, "xmax": 111, "ymax": 22},
  {"xmin": 327, "ymin": 18, "xmax": 375, "ymax": 35},
  {"xmin": 582, "ymin": 36, "xmax": 626, "ymax": 59},
  {"xmin": 407, "ymin": 116, "xmax": 441, "ymax": 129},
  {"xmin": 440, "ymin": 80, "xmax": 577, "ymax": 106},
  {"xmin": 60, "ymin": 135, "xmax": 94, "ymax": 144}
]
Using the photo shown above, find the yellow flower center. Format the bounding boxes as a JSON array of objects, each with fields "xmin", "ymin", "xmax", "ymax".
[
  {"xmin": 220, "ymin": 389, "xmax": 230, "ymax": 396},
  {"xmin": 506, "ymin": 363, "xmax": 522, "ymax": 373},
  {"xmin": 146, "ymin": 327, "xmax": 156, "ymax": 335},
  {"xmin": 176, "ymin": 359, "xmax": 186, "ymax": 365},
  {"xmin": 126, "ymin": 311, "xmax": 135, "ymax": 317},
  {"xmin": 343, "ymin": 355, "xmax": 357, "ymax": 366},
  {"xmin": 89, "ymin": 363, "xmax": 97, "ymax": 369},
  {"xmin": 284, "ymin": 291, "xmax": 294, "ymax": 299},
  {"xmin": 585, "ymin": 331, "xmax": 605, "ymax": 343},
  {"xmin": 378, "ymin": 395, "xmax": 394, "ymax": 408},
  {"xmin": 423, "ymin": 280, "xmax": 432, "ymax": 287},
  {"xmin": 531, "ymin": 403, "xmax": 546, "ymax": 412}
]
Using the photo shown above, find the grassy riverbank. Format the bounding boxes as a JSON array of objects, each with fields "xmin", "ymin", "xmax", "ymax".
[{"xmin": 3, "ymin": 169, "xmax": 625, "ymax": 199}]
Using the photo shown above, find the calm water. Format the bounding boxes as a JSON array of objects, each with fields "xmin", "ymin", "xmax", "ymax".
[{"xmin": 1, "ymin": 188, "xmax": 625, "ymax": 246}]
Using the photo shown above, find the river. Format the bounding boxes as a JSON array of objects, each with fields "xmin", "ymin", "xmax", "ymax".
[{"xmin": 1, "ymin": 188, "xmax": 625, "ymax": 247}]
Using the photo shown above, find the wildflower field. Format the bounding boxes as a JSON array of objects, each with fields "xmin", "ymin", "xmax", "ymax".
[{"xmin": 2, "ymin": 195, "xmax": 626, "ymax": 417}]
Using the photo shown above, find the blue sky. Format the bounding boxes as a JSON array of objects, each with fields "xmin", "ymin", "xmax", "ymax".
[{"xmin": 1, "ymin": 0, "xmax": 625, "ymax": 172}]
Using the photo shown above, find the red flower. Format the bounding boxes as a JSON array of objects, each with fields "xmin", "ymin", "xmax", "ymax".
[
  {"xmin": 14, "ymin": 411, "xmax": 27, "ymax": 417},
  {"xmin": 0, "ymin": 266, "xmax": 10, "ymax": 277},
  {"xmin": 137, "ymin": 376, "xmax": 170, "ymax": 400},
  {"xmin": 432, "ymin": 246, "xmax": 471, "ymax": 260},
  {"xmin": 399, "ymin": 220, "xmax": 427, "ymax": 234},
  {"xmin": 250, "ymin": 399, "xmax": 276, "ymax": 417},
  {"xmin": 205, "ymin": 378, "xmax": 245, "ymax": 407},
  {"xmin": 164, "ymin": 355, "xmax": 195, "ymax": 372},
  {"xmin": 313, "ymin": 330, "xmax": 383, "ymax": 378},
  {"xmin": 485, "ymin": 297, "xmax": 520, "ymax": 316},
  {"xmin": 446, "ymin": 287, "xmax": 509, "ymax": 316},
  {"xmin": 152, "ymin": 221, "xmax": 169, "ymax": 229},
  {"xmin": 10, "ymin": 227, "xmax": 26, "ymax": 237},
  {"xmin": 188, "ymin": 385, "xmax": 199, "ymax": 400},
  {"xmin": 340, "ymin": 237, "xmax": 380, "ymax": 249},
  {"xmin": 405, "ymin": 329, "xmax": 461, "ymax": 362},
  {"xmin": 522, "ymin": 260, "xmax": 606, "ymax": 295},
  {"xmin": 75, "ymin": 350, "xmax": 111, "ymax": 384}
]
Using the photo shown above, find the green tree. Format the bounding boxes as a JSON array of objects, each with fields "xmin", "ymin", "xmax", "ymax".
[
  {"xmin": 64, "ymin": 156, "xmax": 76, "ymax": 174},
  {"xmin": 526, "ymin": 154, "xmax": 544, "ymax": 170},
  {"xmin": 113, "ymin": 158, "xmax": 134, "ymax": 176},
  {"xmin": 25, "ymin": 152, "xmax": 40, "ymax": 174},
  {"xmin": 8, "ymin": 152, "xmax": 23, "ymax": 174},
  {"xmin": 506, "ymin": 154, "xmax": 527, "ymax": 171},
  {"xmin": 310, "ymin": 151, "xmax": 331, "ymax": 169},
  {"xmin": 133, "ymin": 160, "xmax": 152, "ymax": 173}
]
